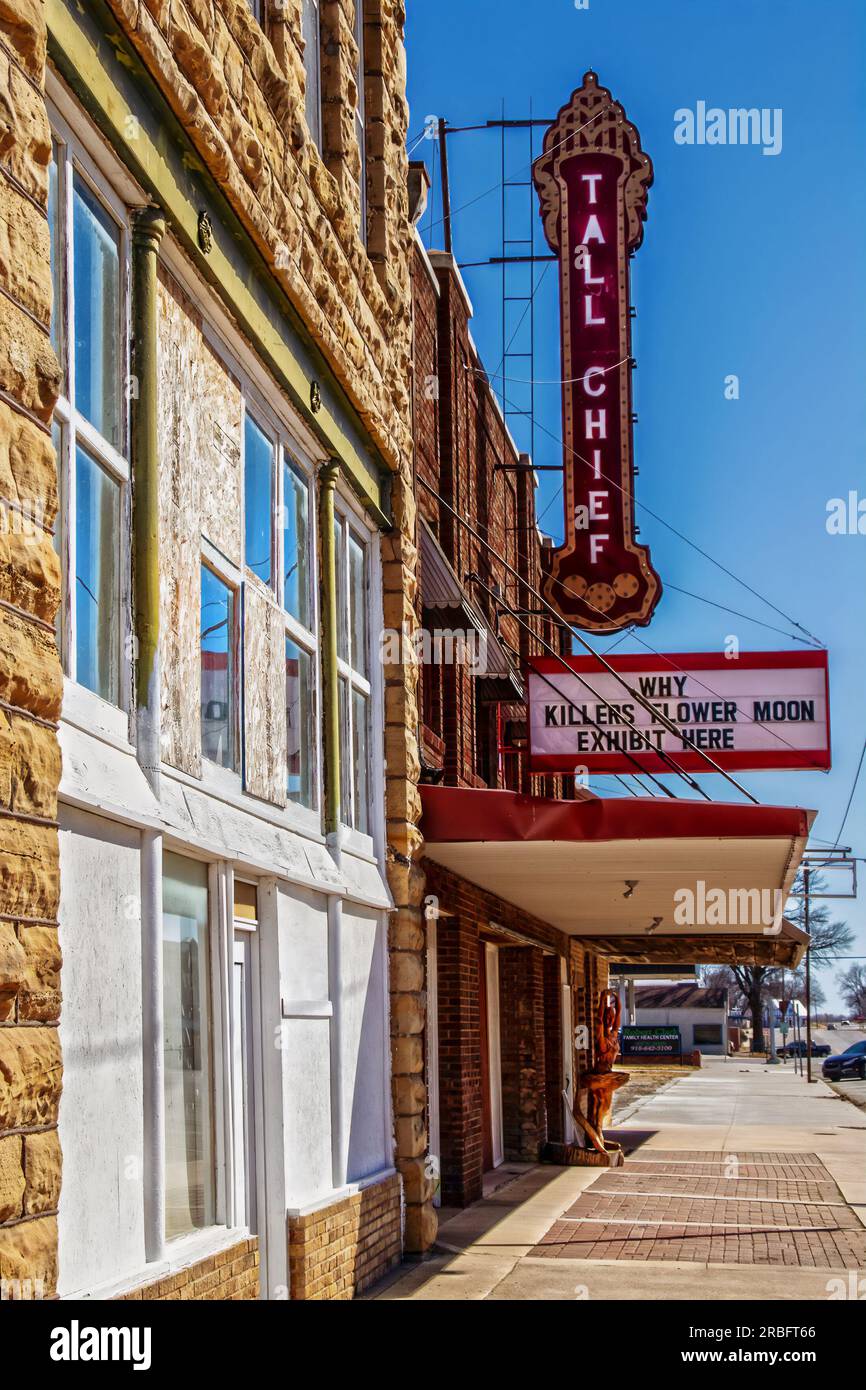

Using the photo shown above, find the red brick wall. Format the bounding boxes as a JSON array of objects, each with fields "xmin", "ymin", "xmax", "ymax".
[
  {"xmin": 435, "ymin": 912, "xmax": 483, "ymax": 1207},
  {"xmin": 499, "ymin": 946, "xmax": 547, "ymax": 1161},
  {"xmin": 543, "ymin": 954, "xmax": 564, "ymax": 1144},
  {"xmin": 412, "ymin": 245, "xmax": 572, "ymax": 799}
]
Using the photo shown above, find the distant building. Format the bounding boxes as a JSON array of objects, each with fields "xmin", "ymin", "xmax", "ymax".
[{"xmin": 635, "ymin": 984, "xmax": 730, "ymax": 1055}]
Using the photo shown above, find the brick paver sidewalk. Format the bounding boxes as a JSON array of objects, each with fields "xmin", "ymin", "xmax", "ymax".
[{"xmin": 531, "ymin": 1151, "xmax": 866, "ymax": 1268}]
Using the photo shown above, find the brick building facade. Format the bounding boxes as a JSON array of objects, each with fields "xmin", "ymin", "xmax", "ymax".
[
  {"xmin": 408, "ymin": 232, "xmax": 609, "ymax": 1213},
  {"xmin": 0, "ymin": 0, "xmax": 423, "ymax": 1301}
]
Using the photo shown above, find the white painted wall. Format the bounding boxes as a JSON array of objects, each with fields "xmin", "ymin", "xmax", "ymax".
[
  {"xmin": 57, "ymin": 807, "xmax": 145, "ymax": 1295},
  {"xmin": 635, "ymin": 1006, "xmax": 728, "ymax": 1055},
  {"xmin": 340, "ymin": 905, "xmax": 390, "ymax": 1183},
  {"xmin": 277, "ymin": 883, "xmax": 333, "ymax": 1205}
]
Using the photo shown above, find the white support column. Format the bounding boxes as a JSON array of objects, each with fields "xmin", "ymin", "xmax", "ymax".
[
  {"xmin": 141, "ymin": 828, "xmax": 164, "ymax": 1263},
  {"xmin": 627, "ymin": 977, "xmax": 636, "ymax": 1026},
  {"xmin": 328, "ymin": 892, "xmax": 347, "ymax": 1189}
]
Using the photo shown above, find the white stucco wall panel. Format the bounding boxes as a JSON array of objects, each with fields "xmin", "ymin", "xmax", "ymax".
[
  {"xmin": 57, "ymin": 806, "xmax": 145, "ymax": 1295},
  {"xmin": 340, "ymin": 905, "xmax": 390, "ymax": 1183},
  {"xmin": 278, "ymin": 885, "xmax": 332, "ymax": 1203}
]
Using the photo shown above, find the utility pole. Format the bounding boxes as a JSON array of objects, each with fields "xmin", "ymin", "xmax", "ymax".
[
  {"xmin": 438, "ymin": 118, "xmax": 452, "ymax": 255},
  {"xmin": 804, "ymin": 865, "xmax": 816, "ymax": 1083}
]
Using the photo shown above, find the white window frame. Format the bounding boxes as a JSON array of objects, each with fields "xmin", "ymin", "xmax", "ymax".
[
  {"xmin": 282, "ymin": 449, "xmax": 319, "ymax": 814},
  {"xmin": 334, "ymin": 493, "xmax": 383, "ymax": 859},
  {"xmin": 158, "ymin": 852, "xmax": 259, "ymax": 1260},
  {"xmin": 49, "ymin": 101, "xmax": 133, "ymax": 727}
]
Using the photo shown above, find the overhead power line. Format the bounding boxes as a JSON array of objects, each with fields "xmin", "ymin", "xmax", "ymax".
[
  {"xmin": 416, "ymin": 472, "xmax": 759, "ymax": 803},
  {"xmin": 497, "ymin": 385, "xmax": 825, "ymax": 651},
  {"xmin": 834, "ymin": 736, "xmax": 866, "ymax": 848}
]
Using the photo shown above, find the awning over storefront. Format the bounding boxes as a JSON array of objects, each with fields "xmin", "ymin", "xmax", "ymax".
[
  {"xmin": 418, "ymin": 519, "xmax": 523, "ymax": 700},
  {"xmin": 420, "ymin": 786, "xmax": 814, "ymax": 968}
]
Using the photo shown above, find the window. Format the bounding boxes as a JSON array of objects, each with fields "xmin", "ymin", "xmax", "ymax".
[
  {"xmin": 200, "ymin": 564, "xmax": 237, "ymax": 770},
  {"xmin": 244, "ymin": 411, "xmax": 274, "ymax": 587},
  {"xmin": 354, "ymin": 1, "xmax": 367, "ymax": 242},
  {"xmin": 49, "ymin": 121, "xmax": 129, "ymax": 706},
  {"xmin": 232, "ymin": 879, "xmax": 258, "ymax": 1231},
  {"xmin": 302, "ymin": 0, "xmax": 322, "ymax": 148},
  {"xmin": 693, "ymin": 1023, "xmax": 723, "ymax": 1047},
  {"xmin": 198, "ymin": 328, "xmax": 319, "ymax": 808},
  {"xmin": 283, "ymin": 455, "xmax": 311, "ymax": 627},
  {"xmin": 283, "ymin": 451, "xmax": 317, "ymax": 808},
  {"xmin": 162, "ymin": 853, "xmax": 215, "ymax": 1240},
  {"xmin": 335, "ymin": 514, "xmax": 371, "ymax": 835}
]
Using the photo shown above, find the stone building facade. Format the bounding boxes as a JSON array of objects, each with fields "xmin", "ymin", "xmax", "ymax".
[{"xmin": 0, "ymin": 0, "xmax": 425, "ymax": 1301}]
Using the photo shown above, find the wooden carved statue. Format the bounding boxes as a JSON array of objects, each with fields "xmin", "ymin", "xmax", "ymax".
[
  {"xmin": 595, "ymin": 989, "xmax": 621, "ymax": 1073},
  {"xmin": 580, "ymin": 989, "xmax": 629, "ymax": 1144}
]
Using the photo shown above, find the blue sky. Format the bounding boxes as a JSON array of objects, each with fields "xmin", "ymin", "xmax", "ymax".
[{"xmin": 406, "ymin": 0, "xmax": 866, "ymax": 1011}]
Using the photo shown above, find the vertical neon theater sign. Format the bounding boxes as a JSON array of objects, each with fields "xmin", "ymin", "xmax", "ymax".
[{"xmin": 533, "ymin": 72, "xmax": 662, "ymax": 630}]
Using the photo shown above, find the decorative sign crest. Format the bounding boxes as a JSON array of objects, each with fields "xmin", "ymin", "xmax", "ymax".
[{"xmin": 533, "ymin": 72, "xmax": 661, "ymax": 630}]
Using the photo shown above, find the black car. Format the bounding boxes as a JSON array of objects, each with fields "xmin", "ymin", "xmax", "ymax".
[
  {"xmin": 822, "ymin": 1039, "xmax": 866, "ymax": 1081},
  {"xmin": 781, "ymin": 1038, "xmax": 830, "ymax": 1057}
]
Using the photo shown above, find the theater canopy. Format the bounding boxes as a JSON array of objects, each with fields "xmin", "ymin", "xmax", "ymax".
[{"xmin": 420, "ymin": 786, "xmax": 813, "ymax": 969}]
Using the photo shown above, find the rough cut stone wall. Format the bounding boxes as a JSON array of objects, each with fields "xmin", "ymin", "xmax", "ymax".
[
  {"xmin": 101, "ymin": 0, "xmax": 413, "ymax": 472},
  {"xmin": 0, "ymin": 0, "xmax": 63, "ymax": 1297}
]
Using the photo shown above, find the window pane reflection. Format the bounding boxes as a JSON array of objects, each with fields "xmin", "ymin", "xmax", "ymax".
[
  {"xmin": 74, "ymin": 445, "xmax": 119, "ymax": 703},
  {"xmin": 286, "ymin": 637, "xmax": 314, "ymax": 808},
  {"xmin": 283, "ymin": 457, "xmax": 310, "ymax": 626},
  {"xmin": 72, "ymin": 173, "xmax": 121, "ymax": 448},
  {"xmin": 348, "ymin": 529, "xmax": 367, "ymax": 677},
  {"xmin": 244, "ymin": 413, "xmax": 273, "ymax": 586},
  {"xmin": 200, "ymin": 566, "xmax": 235, "ymax": 769},
  {"xmin": 352, "ymin": 687, "xmax": 369, "ymax": 836},
  {"xmin": 162, "ymin": 852, "xmax": 215, "ymax": 1240}
]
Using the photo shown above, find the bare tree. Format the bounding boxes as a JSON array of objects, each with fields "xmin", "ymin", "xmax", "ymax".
[
  {"xmin": 706, "ymin": 872, "xmax": 853, "ymax": 1053},
  {"xmin": 838, "ymin": 963, "xmax": 866, "ymax": 1018}
]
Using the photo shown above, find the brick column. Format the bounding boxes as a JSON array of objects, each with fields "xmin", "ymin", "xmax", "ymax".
[
  {"xmin": 0, "ymin": 0, "xmax": 63, "ymax": 1297},
  {"xmin": 436, "ymin": 913, "xmax": 483, "ymax": 1208},
  {"xmin": 543, "ymin": 955, "xmax": 564, "ymax": 1144},
  {"xmin": 499, "ymin": 947, "xmax": 547, "ymax": 1161}
]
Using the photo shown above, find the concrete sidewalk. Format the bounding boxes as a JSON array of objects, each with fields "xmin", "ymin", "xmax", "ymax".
[{"xmin": 368, "ymin": 1058, "xmax": 866, "ymax": 1300}]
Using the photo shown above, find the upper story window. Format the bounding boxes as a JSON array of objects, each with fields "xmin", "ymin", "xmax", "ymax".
[
  {"xmin": 200, "ymin": 561, "xmax": 238, "ymax": 771},
  {"xmin": 302, "ymin": 0, "xmax": 322, "ymax": 149},
  {"xmin": 335, "ymin": 512, "xmax": 371, "ymax": 836},
  {"xmin": 191, "ymin": 346, "xmax": 320, "ymax": 812},
  {"xmin": 283, "ymin": 452, "xmax": 317, "ymax": 809},
  {"xmin": 49, "ymin": 114, "xmax": 129, "ymax": 708},
  {"xmin": 243, "ymin": 411, "xmax": 274, "ymax": 588}
]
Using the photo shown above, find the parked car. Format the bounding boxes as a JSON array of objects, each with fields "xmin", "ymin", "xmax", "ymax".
[
  {"xmin": 780, "ymin": 1038, "xmax": 830, "ymax": 1057},
  {"xmin": 841, "ymin": 1020, "xmax": 852, "ymax": 1028},
  {"xmin": 822, "ymin": 1040, "xmax": 866, "ymax": 1081}
]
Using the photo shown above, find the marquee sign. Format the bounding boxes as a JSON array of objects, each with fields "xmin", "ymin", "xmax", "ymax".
[
  {"xmin": 527, "ymin": 650, "xmax": 831, "ymax": 774},
  {"xmin": 533, "ymin": 71, "xmax": 662, "ymax": 631}
]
